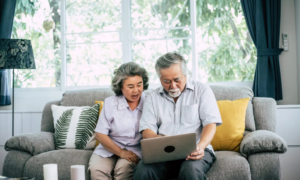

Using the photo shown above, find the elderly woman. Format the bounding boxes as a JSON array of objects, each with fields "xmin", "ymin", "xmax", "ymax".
[{"xmin": 88, "ymin": 62, "xmax": 149, "ymax": 180}]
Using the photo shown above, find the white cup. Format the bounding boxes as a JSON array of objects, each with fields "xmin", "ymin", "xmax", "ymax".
[
  {"xmin": 43, "ymin": 164, "xmax": 58, "ymax": 180},
  {"xmin": 71, "ymin": 165, "xmax": 85, "ymax": 180}
]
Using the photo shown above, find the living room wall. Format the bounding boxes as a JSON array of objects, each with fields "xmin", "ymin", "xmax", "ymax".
[{"xmin": 277, "ymin": 0, "xmax": 299, "ymax": 105}]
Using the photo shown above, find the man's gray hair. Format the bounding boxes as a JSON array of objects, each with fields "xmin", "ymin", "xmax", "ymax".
[
  {"xmin": 111, "ymin": 62, "xmax": 149, "ymax": 96},
  {"xmin": 155, "ymin": 52, "xmax": 187, "ymax": 77}
]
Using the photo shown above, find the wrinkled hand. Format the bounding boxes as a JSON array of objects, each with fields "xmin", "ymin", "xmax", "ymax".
[
  {"xmin": 186, "ymin": 145, "xmax": 204, "ymax": 160},
  {"xmin": 120, "ymin": 150, "xmax": 140, "ymax": 164}
]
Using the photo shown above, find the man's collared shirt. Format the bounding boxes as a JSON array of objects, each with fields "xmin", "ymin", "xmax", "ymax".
[
  {"xmin": 139, "ymin": 80, "xmax": 222, "ymax": 153},
  {"xmin": 94, "ymin": 93, "xmax": 145, "ymax": 158}
]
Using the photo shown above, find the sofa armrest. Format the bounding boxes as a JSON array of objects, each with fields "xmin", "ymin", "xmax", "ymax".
[
  {"xmin": 240, "ymin": 130, "xmax": 287, "ymax": 158},
  {"xmin": 247, "ymin": 152, "xmax": 281, "ymax": 180},
  {"xmin": 5, "ymin": 132, "xmax": 55, "ymax": 156}
]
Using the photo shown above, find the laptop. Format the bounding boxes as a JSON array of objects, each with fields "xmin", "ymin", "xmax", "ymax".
[{"xmin": 141, "ymin": 133, "xmax": 197, "ymax": 164}]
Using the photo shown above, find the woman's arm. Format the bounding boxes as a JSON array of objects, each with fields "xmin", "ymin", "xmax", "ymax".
[
  {"xmin": 96, "ymin": 132, "xmax": 123, "ymax": 156},
  {"xmin": 96, "ymin": 132, "xmax": 139, "ymax": 163}
]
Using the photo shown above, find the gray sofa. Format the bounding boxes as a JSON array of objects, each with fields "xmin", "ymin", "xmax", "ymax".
[{"xmin": 3, "ymin": 86, "xmax": 287, "ymax": 180}]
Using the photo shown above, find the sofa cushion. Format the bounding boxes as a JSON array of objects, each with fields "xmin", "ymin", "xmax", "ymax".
[
  {"xmin": 23, "ymin": 149, "xmax": 93, "ymax": 180},
  {"xmin": 61, "ymin": 88, "xmax": 115, "ymax": 107},
  {"xmin": 52, "ymin": 104, "xmax": 100, "ymax": 149},
  {"xmin": 211, "ymin": 98, "xmax": 249, "ymax": 152},
  {"xmin": 210, "ymin": 86, "xmax": 255, "ymax": 132},
  {"xmin": 206, "ymin": 151, "xmax": 251, "ymax": 180}
]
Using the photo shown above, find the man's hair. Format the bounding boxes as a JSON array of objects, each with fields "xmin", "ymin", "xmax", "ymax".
[
  {"xmin": 111, "ymin": 62, "xmax": 149, "ymax": 96},
  {"xmin": 155, "ymin": 52, "xmax": 187, "ymax": 77}
]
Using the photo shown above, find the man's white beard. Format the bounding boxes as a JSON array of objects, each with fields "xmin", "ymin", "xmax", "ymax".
[{"xmin": 168, "ymin": 89, "xmax": 181, "ymax": 98}]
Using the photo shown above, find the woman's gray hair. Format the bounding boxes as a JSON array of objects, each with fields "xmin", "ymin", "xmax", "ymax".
[
  {"xmin": 155, "ymin": 52, "xmax": 187, "ymax": 77},
  {"xmin": 111, "ymin": 62, "xmax": 149, "ymax": 96}
]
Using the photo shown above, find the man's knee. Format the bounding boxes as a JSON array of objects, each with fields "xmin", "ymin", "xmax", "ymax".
[
  {"xmin": 179, "ymin": 160, "xmax": 207, "ymax": 180},
  {"xmin": 133, "ymin": 161, "xmax": 159, "ymax": 179}
]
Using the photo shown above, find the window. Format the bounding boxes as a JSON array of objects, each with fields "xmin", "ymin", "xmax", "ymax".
[
  {"xmin": 13, "ymin": 0, "xmax": 256, "ymax": 89},
  {"xmin": 131, "ymin": 0, "xmax": 192, "ymax": 84},
  {"xmin": 65, "ymin": 0, "xmax": 122, "ymax": 86},
  {"xmin": 196, "ymin": 1, "xmax": 256, "ymax": 82},
  {"xmin": 13, "ymin": 0, "xmax": 61, "ymax": 88}
]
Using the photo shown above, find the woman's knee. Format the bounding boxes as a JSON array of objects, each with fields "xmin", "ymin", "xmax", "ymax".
[
  {"xmin": 114, "ymin": 159, "xmax": 135, "ymax": 177},
  {"xmin": 88, "ymin": 155, "xmax": 115, "ymax": 180},
  {"xmin": 89, "ymin": 163, "xmax": 113, "ymax": 180}
]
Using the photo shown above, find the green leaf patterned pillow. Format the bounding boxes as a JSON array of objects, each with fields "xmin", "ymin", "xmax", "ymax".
[{"xmin": 51, "ymin": 104, "xmax": 100, "ymax": 150}]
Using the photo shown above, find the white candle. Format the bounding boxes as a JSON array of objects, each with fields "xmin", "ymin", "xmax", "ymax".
[
  {"xmin": 43, "ymin": 164, "xmax": 58, "ymax": 180},
  {"xmin": 71, "ymin": 165, "xmax": 85, "ymax": 180}
]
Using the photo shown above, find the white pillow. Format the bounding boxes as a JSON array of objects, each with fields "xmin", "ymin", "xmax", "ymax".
[{"xmin": 51, "ymin": 104, "xmax": 100, "ymax": 150}]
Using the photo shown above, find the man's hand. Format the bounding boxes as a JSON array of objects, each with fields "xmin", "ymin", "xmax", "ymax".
[
  {"xmin": 120, "ymin": 149, "xmax": 140, "ymax": 164},
  {"xmin": 186, "ymin": 145, "xmax": 205, "ymax": 160}
]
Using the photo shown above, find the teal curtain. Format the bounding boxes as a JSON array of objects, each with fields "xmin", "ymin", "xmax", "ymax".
[
  {"xmin": 241, "ymin": 0, "xmax": 283, "ymax": 100},
  {"xmin": 0, "ymin": 0, "xmax": 16, "ymax": 105}
]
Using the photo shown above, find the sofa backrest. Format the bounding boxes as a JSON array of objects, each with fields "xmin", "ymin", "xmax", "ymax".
[
  {"xmin": 60, "ymin": 88, "xmax": 115, "ymax": 106},
  {"xmin": 41, "ymin": 88, "xmax": 115, "ymax": 132},
  {"xmin": 41, "ymin": 86, "xmax": 256, "ymax": 133}
]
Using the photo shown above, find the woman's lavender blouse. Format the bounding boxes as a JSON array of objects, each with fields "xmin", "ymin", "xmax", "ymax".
[{"xmin": 93, "ymin": 92, "xmax": 145, "ymax": 158}]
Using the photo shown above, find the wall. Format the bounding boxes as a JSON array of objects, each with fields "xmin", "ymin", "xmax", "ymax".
[
  {"xmin": 295, "ymin": 0, "xmax": 300, "ymax": 104},
  {"xmin": 277, "ymin": 0, "xmax": 299, "ymax": 105},
  {"xmin": 276, "ymin": 105, "xmax": 300, "ymax": 180}
]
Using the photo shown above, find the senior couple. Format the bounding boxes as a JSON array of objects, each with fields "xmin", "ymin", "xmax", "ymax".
[{"xmin": 88, "ymin": 52, "xmax": 222, "ymax": 180}]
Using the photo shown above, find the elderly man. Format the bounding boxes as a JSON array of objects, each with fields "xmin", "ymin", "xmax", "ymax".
[{"xmin": 133, "ymin": 52, "xmax": 222, "ymax": 180}]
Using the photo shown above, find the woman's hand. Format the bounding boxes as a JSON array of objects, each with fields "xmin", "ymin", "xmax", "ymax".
[{"xmin": 120, "ymin": 149, "xmax": 140, "ymax": 164}]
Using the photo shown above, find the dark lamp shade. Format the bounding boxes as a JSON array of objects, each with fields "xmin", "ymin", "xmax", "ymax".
[{"xmin": 0, "ymin": 39, "xmax": 35, "ymax": 69}]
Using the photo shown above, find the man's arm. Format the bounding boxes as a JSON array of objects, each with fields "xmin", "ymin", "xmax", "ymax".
[
  {"xmin": 139, "ymin": 94, "xmax": 160, "ymax": 137},
  {"xmin": 186, "ymin": 123, "xmax": 216, "ymax": 160},
  {"xmin": 186, "ymin": 84, "xmax": 221, "ymax": 161},
  {"xmin": 198, "ymin": 123, "xmax": 216, "ymax": 150},
  {"xmin": 142, "ymin": 129, "xmax": 164, "ymax": 139}
]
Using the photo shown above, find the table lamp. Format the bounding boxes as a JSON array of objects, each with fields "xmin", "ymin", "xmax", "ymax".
[{"xmin": 0, "ymin": 39, "xmax": 35, "ymax": 136}]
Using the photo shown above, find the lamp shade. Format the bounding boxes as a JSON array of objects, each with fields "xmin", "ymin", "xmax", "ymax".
[{"xmin": 0, "ymin": 39, "xmax": 35, "ymax": 69}]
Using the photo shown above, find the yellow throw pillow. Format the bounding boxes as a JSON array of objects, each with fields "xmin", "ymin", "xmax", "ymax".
[
  {"xmin": 95, "ymin": 101, "xmax": 104, "ymax": 117},
  {"xmin": 211, "ymin": 98, "xmax": 250, "ymax": 152},
  {"xmin": 94, "ymin": 101, "xmax": 104, "ymax": 148}
]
